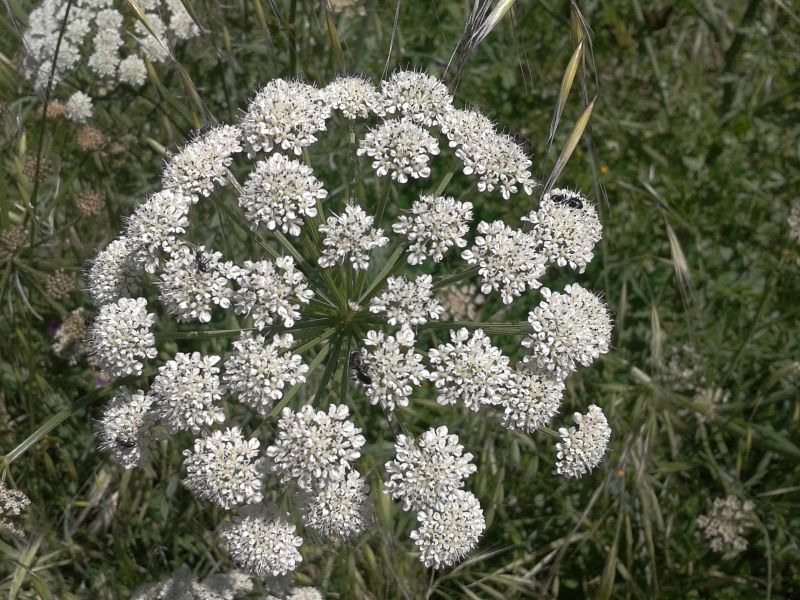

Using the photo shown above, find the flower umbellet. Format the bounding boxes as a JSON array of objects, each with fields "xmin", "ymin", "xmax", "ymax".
[{"xmin": 88, "ymin": 71, "xmax": 612, "ymax": 574}]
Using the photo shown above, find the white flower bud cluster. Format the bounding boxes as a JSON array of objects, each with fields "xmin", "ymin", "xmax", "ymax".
[
  {"xmin": 324, "ymin": 75, "xmax": 380, "ymax": 119},
  {"xmin": 318, "ymin": 204, "xmax": 388, "ymax": 270},
  {"xmin": 369, "ymin": 274, "xmax": 444, "ymax": 327},
  {"xmin": 555, "ymin": 405, "xmax": 612, "ymax": 479},
  {"xmin": 124, "ymin": 190, "xmax": 193, "ymax": 274},
  {"xmin": 222, "ymin": 508, "xmax": 304, "ymax": 577},
  {"xmin": 376, "ymin": 70, "xmax": 453, "ymax": 126},
  {"xmin": 392, "ymin": 195, "xmax": 473, "ymax": 265},
  {"xmin": 89, "ymin": 297, "xmax": 157, "ymax": 377},
  {"xmin": 358, "ymin": 329, "xmax": 429, "ymax": 411},
  {"xmin": 357, "ymin": 119, "xmax": 440, "ymax": 183},
  {"xmin": 163, "ymin": 125, "xmax": 243, "ymax": 198},
  {"xmin": 98, "ymin": 388, "xmax": 156, "ymax": 469}
]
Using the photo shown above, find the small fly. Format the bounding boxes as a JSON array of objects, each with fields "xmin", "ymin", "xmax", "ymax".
[
  {"xmin": 551, "ymin": 192, "xmax": 583, "ymax": 210},
  {"xmin": 349, "ymin": 351, "xmax": 372, "ymax": 385},
  {"xmin": 195, "ymin": 249, "xmax": 209, "ymax": 273}
]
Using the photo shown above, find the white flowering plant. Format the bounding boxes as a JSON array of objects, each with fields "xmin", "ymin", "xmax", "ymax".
[{"xmin": 84, "ymin": 68, "xmax": 613, "ymax": 581}]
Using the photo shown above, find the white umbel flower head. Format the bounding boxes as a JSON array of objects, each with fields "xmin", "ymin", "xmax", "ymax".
[
  {"xmin": 359, "ymin": 328, "xmax": 429, "ymax": 411},
  {"xmin": 223, "ymin": 332, "xmax": 308, "ymax": 415},
  {"xmin": 462, "ymin": 220, "xmax": 547, "ymax": 304},
  {"xmin": 66, "ymin": 91, "xmax": 93, "ymax": 123},
  {"xmin": 522, "ymin": 284, "xmax": 613, "ymax": 379},
  {"xmin": 119, "ymin": 55, "xmax": 147, "ymax": 87},
  {"xmin": 357, "ymin": 119, "xmax": 440, "ymax": 183},
  {"xmin": 163, "ymin": 125, "xmax": 243, "ymax": 198},
  {"xmin": 696, "ymin": 496, "xmax": 755, "ymax": 553},
  {"xmin": 525, "ymin": 188, "xmax": 602, "ymax": 273},
  {"xmin": 89, "ymin": 297, "xmax": 157, "ymax": 378},
  {"xmin": 232, "ymin": 256, "xmax": 314, "ymax": 329},
  {"xmin": 428, "ymin": 328, "xmax": 511, "ymax": 411},
  {"xmin": 500, "ymin": 369, "xmax": 565, "ymax": 434},
  {"xmin": 241, "ymin": 79, "xmax": 330, "ymax": 157},
  {"xmin": 183, "ymin": 427, "xmax": 264, "ymax": 509},
  {"xmin": 392, "ymin": 195, "xmax": 473, "ymax": 265},
  {"xmin": 555, "ymin": 404, "xmax": 611, "ymax": 479},
  {"xmin": 377, "ymin": 70, "xmax": 453, "ymax": 126},
  {"xmin": 384, "ymin": 425, "xmax": 476, "ymax": 511},
  {"xmin": 317, "ymin": 204, "xmax": 388, "ymax": 270},
  {"xmin": 410, "ymin": 490, "xmax": 485, "ymax": 569},
  {"xmin": 324, "ymin": 75, "xmax": 379, "ymax": 119},
  {"xmin": 97, "ymin": 388, "xmax": 156, "ymax": 469},
  {"xmin": 439, "ymin": 108, "xmax": 494, "ymax": 148},
  {"xmin": 158, "ymin": 245, "xmax": 239, "ymax": 323},
  {"xmin": 166, "ymin": 0, "xmax": 200, "ymax": 40},
  {"xmin": 152, "ymin": 352, "xmax": 226, "ymax": 433},
  {"xmin": 301, "ymin": 470, "xmax": 372, "ymax": 541},
  {"xmin": 124, "ymin": 189, "xmax": 193, "ymax": 273},
  {"xmin": 369, "ymin": 274, "xmax": 444, "ymax": 327},
  {"xmin": 239, "ymin": 153, "xmax": 326, "ymax": 236},
  {"xmin": 222, "ymin": 509, "xmax": 303, "ymax": 577},
  {"xmin": 457, "ymin": 132, "xmax": 535, "ymax": 199},
  {"xmin": 87, "ymin": 237, "xmax": 140, "ymax": 307},
  {"xmin": 266, "ymin": 404, "xmax": 365, "ymax": 491}
]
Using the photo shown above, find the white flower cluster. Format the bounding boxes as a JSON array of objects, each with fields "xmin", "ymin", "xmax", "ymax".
[
  {"xmin": 223, "ymin": 332, "xmax": 307, "ymax": 415},
  {"xmin": 357, "ymin": 119, "xmax": 440, "ymax": 182},
  {"xmin": 124, "ymin": 189, "xmax": 193, "ymax": 274},
  {"xmin": 131, "ymin": 565, "xmax": 253, "ymax": 600},
  {"xmin": 222, "ymin": 508, "xmax": 304, "ymax": 577},
  {"xmin": 0, "ymin": 481, "xmax": 31, "ymax": 538},
  {"xmin": 369, "ymin": 274, "xmax": 443, "ymax": 327},
  {"xmin": 318, "ymin": 204, "xmax": 388, "ymax": 270},
  {"xmin": 555, "ymin": 405, "xmax": 612, "ymax": 479},
  {"xmin": 500, "ymin": 369, "xmax": 565, "ymax": 434},
  {"xmin": 163, "ymin": 125, "xmax": 243, "ymax": 198},
  {"xmin": 87, "ymin": 237, "xmax": 141, "ymax": 306},
  {"xmin": 392, "ymin": 195, "xmax": 473, "ymax": 265},
  {"xmin": 376, "ymin": 70, "xmax": 453, "ymax": 126},
  {"xmin": 66, "ymin": 91, "xmax": 93, "ymax": 123},
  {"xmin": 324, "ymin": 75, "xmax": 379, "ymax": 119},
  {"xmin": 696, "ymin": 495, "xmax": 755, "ymax": 553},
  {"xmin": 89, "ymin": 297, "xmax": 157, "ymax": 377},
  {"xmin": 358, "ymin": 329, "xmax": 429, "ymax": 411},
  {"xmin": 385, "ymin": 427, "xmax": 485, "ymax": 569},
  {"xmin": 98, "ymin": 388, "xmax": 156, "ymax": 469},
  {"xmin": 183, "ymin": 427, "xmax": 264, "ymax": 509},
  {"xmin": 301, "ymin": 470, "xmax": 371, "ymax": 541},
  {"xmin": 22, "ymin": 0, "xmax": 199, "ymax": 91},
  {"xmin": 232, "ymin": 257, "xmax": 313, "ymax": 329}
]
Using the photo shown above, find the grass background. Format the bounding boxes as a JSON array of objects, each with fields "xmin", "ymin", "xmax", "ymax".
[{"xmin": 1, "ymin": 0, "xmax": 799, "ymax": 598}]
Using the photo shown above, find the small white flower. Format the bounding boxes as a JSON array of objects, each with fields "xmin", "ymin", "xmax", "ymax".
[
  {"xmin": 428, "ymin": 328, "xmax": 511, "ymax": 411},
  {"xmin": 369, "ymin": 274, "xmax": 443, "ymax": 327},
  {"xmin": 165, "ymin": 0, "xmax": 200, "ymax": 40},
  {"xmin": 301, "ymin": 470, "xmax": 372, "ymax": 541},
  {"xmin": 66, "ymin": 91, "xmax": 93, "ymax": 123},
  {"xmin": 457, "ymin": 132, "xmax": 535, "ymax": 199},
  {"xmin": 241, "ymin": 79, "xmax": 330, "ymax": 157},
  {"xmin": 152, "ymin": 352, "xmax": 226, "ymax": 434},
  {"xmin": 696, "ymin": 496, "xmax": 755, "ymax": 553},
  {"xmin": 318, "ymin": 204, "xmax": 388, "ymax": 270},
  {"xmin": 222, "ymin": 509, "xmax": 303, "ymax": 577},
  {"xmin": 376, "ymin": 70, "xmax": 453, "ymax": 126},
  {"xmin": 97, "ymin": 388, "xmax": 156, "ymax": 469},
  {"xmin": 392, "ymin": 195, "xmax": 473, "ymax": 265},
  {"xmin": 554, "ymin": 404, "xmax": 611, "ymax": 479},
  {"xmin": 384, "ymin": 425, "xmax": 476, "ymax": 511},
  {"xmin": 223, "ymin": 332, "xmax": 308, "ymax": 415},
  {"xmin": 232, "ymin": 256, "xmax": 314, "ymax": 329},
  {"xmin": 500, "ymin": 368, "xmax": 564, "ymax": 434},
  {"xmin": 324, "ymin": 75, "xmax": 379, "ymax": 119},
  {"xmin": 124, "ymin": 189, "xmax": 193, "ymax": 273},
  {"xmin": 88, "ymin": 9, "xmax": 123, "ymax": 78},
  {"xmin": 136, "ymin": 12, "xmax": 170, "ymax": 63},
  {"xmin": 183, "ymin": 426, "xmax": 264, "ymax": 509},
  {"xmin": 89, "ymin": 297, "xmax": 157, "ymax": 378},
  {"xmin": 411, "ymin": 490, "xmax": 485, "ymax": 569},
  {"xmin": 522, "ymin": 284, "xmax": 613, "ymax": 379},
  {"xmin": 87, "ymin": 237, "xmax": 141, "ymax": 307},
  {"xmin": 439, "ymin": 108, "xmax": 494, "ymax": 148},
  {"xmin": 359, "ymin": 329, "xmax": 428, "ymax": 411},
  {"xmin": 462, "ymin": 220, "xmax": 546, "ymax": 304},
  {"xmin": 163, "ymin": 125, "xmax": 243, "ymax": 198},
  {"xmin": 118, "ymin": 55, "xmax": 148, "ymax": 87},
  {"xmin": 266, "ymin": 404, "xmax": 365, "ymax": 491},
  {"xmin": 239, "ymin": 153, "xmax": 325, "ymax": 236},
  {"xmin": 357, "ymin": 119, "xmax": 440, "ymax": 183}
]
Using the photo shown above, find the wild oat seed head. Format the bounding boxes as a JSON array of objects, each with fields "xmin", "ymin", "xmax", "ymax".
[
  {"xmin": 119, "ymin": 55, "xmax": 148, "ymax": 87},
  {"xmin": 66, "ymin": 91, "xmax": 93, "ymax": 122},
  {"xmin": 439, "ymin": 283, "xmax": 485, "ymax": 321},
  {"xmin": 164, "ymin": 125, "xmax": 243, "ymax": 198},
  {"xmin": 523, "ymin": 284, "xmax": 613, "ymax": 379},
  {"xmin": 239, "ymin": 153, "xmax": 326, "ymax": 236},
  {"xmin": 439, "ymin": 108, "xmax": 495, "ymax": 148},
  {"xmin": 318, "ymin": 204, "xmax": 388, "ymax": 270},
  {"xmin": 696, "ymin": 495, "xmax": 755, "ymax": 553},
  {"xmin": 222, "ymin": 510, "xmax": 303, "ymax": 577},
  {"xmin": 500, "ymin": 368, "xmax": 565, "ymax": 434},
  {"xmin": 369, "ymin": 274, "xmax": 444, "ymax": 327},
  {"xmin": 377, "ymin": 70, "xmax": 453, "ymax": 126},
  {"xmin": 87, "ymin": 237, "xmax": 141, "ymax": 306},
  {"xmin": 124, "ymin": 189, "xmax": 193, "ymax": 273},
  {"xmin": 555, "ymin": 404, "xmax": 611, "ymax": 479},
  {"xmin": 462, "ymin": 220, "xmax": 547, "ymax": 304},
  {"xmin": 45, "ymin": 268, "xmax": 78, "ymax": 300},
  {"xmin": 392, "ymin": 195, "xmax": 473, "ymax": 265},
  {"xmin": 357, "ymin": 119, "xmax": 440, "ymax": 183},
  {"xmin": 301, "ymin": 470, "xmax": 372, "ymax": 541},
  {"xmin": 457, "ymin": 132, "xmax": 535, "ymax": 199},
  {"xmin": 98, "ymin": 388, "xmax": 156, "ymax": 469},
  {"xmin": 75, "ymin": 191, "xmax": 105, "ymax": 217},
  {"xmin": 266, "ymin": 404, "xmax": 365, "ymax": 491},
  {"xmin": 152, "ymin": 352, "xmax": 226, "ymax": 434},
  {"xmin": 0, "ymin": 481, "xmax": 31, "ymax": 537},
  {"xmin": 223, "ymin": 332, "xmax": 308, "ymax": 415},
  {"xmin": 158, "ymin": 245, "xmax": 239, "ymax": 323},
  {"xmin": 232, "ymin": 257, "xmax": 314, "ymax": 329},
  {"xmin": 183, "ymin": 426, "xmax": 264, "ymax": 509},
  {"xmin": 89, "ymin": 297, "xmax": 157, "ymax": 378},
  {"xmin": 410, "ymin": 490, "xmax": 485, "ymax": 569},
  {"xmin": 384, "ymin": 425, "xmax": 476, "ymax": 511},
  {"xmin": 428, "ymin": 328, "xmax": 512, "ymax": 411},
  {"xmin": 324, "ymin": 75, "xmax": 379, "ymax": 119},
  {"xmin": 360, "ymin": 328, "xmax": 429, "ymax": 411},
  {"xmin": 241, "ymin": 79, "xmax": 330, "ymax": 157},
  {"xmin": 525, "ymin": 188, "xmax": 602, "ymax": 273}
]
